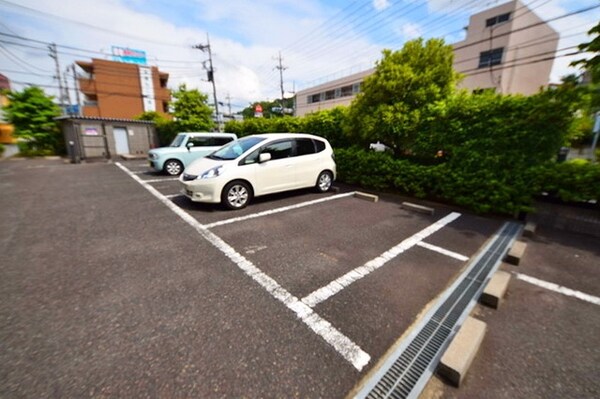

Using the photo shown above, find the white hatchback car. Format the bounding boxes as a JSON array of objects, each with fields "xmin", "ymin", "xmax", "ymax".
[{"xmin": 180, "ymin": 133, "xmax": 336, "ymax": 209}]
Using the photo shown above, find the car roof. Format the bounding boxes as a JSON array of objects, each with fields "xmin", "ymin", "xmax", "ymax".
[
  {"xmin": 178, "ymin": 132, "xmax": 236, "ymax": 137},
  {"xmin": 249, "ymin": 133, "xmax": 325, "ymax": 140}
]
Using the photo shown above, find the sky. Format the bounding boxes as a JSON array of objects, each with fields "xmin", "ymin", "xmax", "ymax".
[{"xmin": 0, "ymin": 0, "xmax": 598, "ymax": 113}]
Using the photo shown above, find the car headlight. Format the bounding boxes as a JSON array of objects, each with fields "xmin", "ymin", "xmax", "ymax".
[
  {"xmin": 149, "ymin": 152, "xmax": 159, "ymax": 160},
  {"xmin": 200, "ymin": 165, "xmax": 224, "ymax": 179}
]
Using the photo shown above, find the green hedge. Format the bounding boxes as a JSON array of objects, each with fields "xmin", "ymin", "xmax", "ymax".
[
  {"xmin": 535, "ymin": 160, "xmax": 600, "ymax": 203},
  {"xmin": 335, "ymin": 148, "xmax": 600, "ymax": 214},
  {"xmin": 224, "ymin": 107, "xmax": 351, "ymax": 148}
]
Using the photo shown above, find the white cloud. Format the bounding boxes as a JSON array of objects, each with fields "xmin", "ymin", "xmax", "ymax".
[
  {"xmin": 373, "ymin": 0, "xmax": 391, "ymax": 12},
  {"xmin": 400, "ymin": 22, "xmax": 423, "ymax": 41},
  {"xmin": 1, "ymin": 0, "xmax": 597, "ymax": 112}
]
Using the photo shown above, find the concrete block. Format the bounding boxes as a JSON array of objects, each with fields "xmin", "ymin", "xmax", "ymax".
[
  {"xmin": 438, "ymin": 316, "xmax": 487, "ymax": 387},
  {"xmin": 523, "ymin": 222, "xmax": 537, "ymax": 238},
  {"xmin": 401, "ymin": 201, "xmax": 435, "ymax": 215},
  {"xmin": 480, "ymin": 270, "xmax": 511, "ymax": 309},
  {"xmin": 354, "ymin": 191, "xmax": 379, "ymax": 202},
  {"xmin": 504, "ymin": 240, "xmax": 527, "ymax": 266}
]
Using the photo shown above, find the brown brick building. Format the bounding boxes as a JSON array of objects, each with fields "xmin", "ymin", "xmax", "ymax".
[{"xmin": 76, "ymin": 59, "xmax": 171, "ymax": 119}]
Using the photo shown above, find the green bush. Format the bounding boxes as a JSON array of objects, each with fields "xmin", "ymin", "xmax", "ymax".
[
  {"xmin": 0, "ymin": 143, "xmax": 4, "ymax": 157},
  {"xmin": 535, "ymin": 160, "xmax": 600, "ymax": 203}
]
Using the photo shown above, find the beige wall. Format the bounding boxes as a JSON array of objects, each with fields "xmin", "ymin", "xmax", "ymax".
[
  {"xmin": 452, "ymin": 0, "xmax": 558, "ymax": 95},
  {"xmin": 295, "ymin": 69, "xmax": 373, "ymax": 117}
]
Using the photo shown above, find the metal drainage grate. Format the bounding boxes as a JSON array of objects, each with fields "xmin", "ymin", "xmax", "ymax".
[{"xmin": 356, "ymin": 222, "xmax": 522, "ymax": 399}]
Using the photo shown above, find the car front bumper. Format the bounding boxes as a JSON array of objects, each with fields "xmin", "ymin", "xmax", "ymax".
[{"xmin": 180, "ymin": 179, "xmax": 223, "ymax": 203}]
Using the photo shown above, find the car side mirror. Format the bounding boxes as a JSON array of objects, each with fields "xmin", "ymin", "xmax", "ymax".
[
  {"xmin": 186, "ymin": 142, "xmax": 194, "ymax": 151},
  {"xmin": 259, "ymin": 153, "xmax": 271, "ymax": 163}
]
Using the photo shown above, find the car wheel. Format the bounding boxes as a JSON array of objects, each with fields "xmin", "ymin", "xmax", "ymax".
[
  {"xmin": 316, "ymin": 171, "xmax": 333, "ymax": 193},
  {"xmin": 164, "ymin": 159, "xmax": 183, "ymax": 176},
  {"xmin": 222, "ymin": 181, "xmax": 251, "ymax": 210}
]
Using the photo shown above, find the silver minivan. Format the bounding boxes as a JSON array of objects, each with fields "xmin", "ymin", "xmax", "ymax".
[{"xmin": 148, "ymin": 132, "xmax": 237, "ymax": 175}]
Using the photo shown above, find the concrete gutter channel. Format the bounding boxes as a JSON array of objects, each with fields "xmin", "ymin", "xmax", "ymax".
[{"xmin": 352, "ymin": 219, "xmax": 524, "ymax": 399}]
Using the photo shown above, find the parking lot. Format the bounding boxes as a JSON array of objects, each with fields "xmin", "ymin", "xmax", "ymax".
[{"xmin": 1, "ymin": 158, "xmax": 598, "ymax": 398}]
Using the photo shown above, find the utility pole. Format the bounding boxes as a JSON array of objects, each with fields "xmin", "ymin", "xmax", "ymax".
[
  {"xmin": 63, "ymin": 66, "xmax": 72, "ymax": 107},
  {"xmin": 274, "ymin": 51, "xmax": 287, "ymax": 110},
  {"xmin": 193, "ymin": 34, "xmax": 220, "ymax": 131},
  {"xmin": 225, "ymin": 93, "xmax": 232, "ymax": 117},
  {"xmin": 71, "ymin": 64, "xmax": 81, "ymax": 115},
  {"xmin": 48, "ymin": 43, "xmax": 65, "ymax": 114}
]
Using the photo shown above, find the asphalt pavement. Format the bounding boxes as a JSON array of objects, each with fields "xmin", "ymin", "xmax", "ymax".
[{"xmin": 1, "ymin": 158, "xmax": 597, "ymax": 398}]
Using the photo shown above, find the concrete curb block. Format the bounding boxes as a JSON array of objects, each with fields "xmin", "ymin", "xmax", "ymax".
[
  {"xmin": 401, "ymin": 201, "xmax": 435, "ymax": 215},
  {"xmin": 438, "ymin": 316, "xmax": 487, "ymax": 387},
  {"xmin": 480, "ymin": 270, "xmax": 511, "ymax": 309},
  {"xmin": 523, "ymin": 222, "xmax": 537, "ymax": 238},
  {"xmin": 504, "ymin": 240, "xmax": 526, "ymax": 265},
  {"xmin": 354, "ymin": 191, "xmax": 379, "ymax": 202}
]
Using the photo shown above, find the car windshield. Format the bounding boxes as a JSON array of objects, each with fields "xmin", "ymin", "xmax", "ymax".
[
  {"xmin": 207, "ymin": 136, "xmax": 265, "ymax": 160},
  {"xmin": 169, "ymin": 134, "xmax": 186, "ymax": 147}
]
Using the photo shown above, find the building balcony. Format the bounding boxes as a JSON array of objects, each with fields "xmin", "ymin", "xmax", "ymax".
[
  {"xmin": 155, "ymin": 87, "xmax": 171, "ymax": 101},
  {"xmin": 78, "ymin": 78, "xmax": 96, "ymax": 94}
]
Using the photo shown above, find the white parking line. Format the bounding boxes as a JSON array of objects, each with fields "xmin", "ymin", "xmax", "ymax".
[
  {"xmin": 514, "ymin": 272, "xmax": 600, "ymax": 306},
  {"xmin": 301, "ymin": 212, "xmax": 462, "ymax": 308},
  {"xmin": 115, "ymin": 162, "xmax": 371, "ymax": 371},
  {"xmin": 416, "ymin": 241, "xmax": 469, "ymax": 261},
  {"xmin": 141, "ymin": 177, "xmax": 179, "ymax": 183},
  {"xmin": 204, "ymin": 192, "xmax": 357, "ymax": 229},
  {"xmin": 164, "ymin": 193, "xmax": 181, "ymax": 199}
]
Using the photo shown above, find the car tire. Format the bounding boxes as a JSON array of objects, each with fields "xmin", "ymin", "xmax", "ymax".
[
  {"xmin": 222, "ymin": 181, "xmax": 252, "ymax": 210},
  {"xmin": 316, "ymin": 171, "xmax": 333, "ymax": 193},
  {"xmin": 164, "ymin": 159, "xmax": 183, "ymax": 176}
]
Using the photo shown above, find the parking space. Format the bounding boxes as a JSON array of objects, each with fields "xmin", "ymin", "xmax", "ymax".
[
  {"xmin": 115, "ymin": 160, "xmax": 506, "ymax": 375},
  {"xmin": 15, "ymin": 158, "xmax": 590, "ymax": 397}
]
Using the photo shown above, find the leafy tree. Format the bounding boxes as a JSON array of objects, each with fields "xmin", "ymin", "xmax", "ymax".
[
  {"xmin": 571, "ymin": 21, "xmax": 600, "ymax": 83},
  {"xmin": 135, "ymin": 111, "xmax": 178, "ymax": 146},
  {"xmin": 346, "ymin": 38, "xmax": 459, "ymax": 152},
  {"xmin": 4, "ymin": 86, "xmax": 62, "ymax": 155},
  {"xmin": 241, "ymin": 98, "xmax": 294, "ymax": 119},
  {"xmin": 171, "ymin": 84, "xmax": 214, "ymax": 131}
]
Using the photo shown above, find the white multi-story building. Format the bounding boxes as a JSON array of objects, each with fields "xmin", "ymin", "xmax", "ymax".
[{"xmin": 294, "ymin": 0, "xmax": 559, "ymax": 116}]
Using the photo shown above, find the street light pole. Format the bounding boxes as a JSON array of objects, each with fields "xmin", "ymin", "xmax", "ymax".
[{"xmin": 193, "ymin": 34, "xmax": 221, "ymax": 131}]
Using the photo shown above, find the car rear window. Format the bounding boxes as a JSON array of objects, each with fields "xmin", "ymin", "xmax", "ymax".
[
  {"xmin": 296, "ymin": 138, "xmax": 316, "ymax": 156},
  {"xmin": 314, "ymin": 139, "xmax": 326, "ymax": 153}
]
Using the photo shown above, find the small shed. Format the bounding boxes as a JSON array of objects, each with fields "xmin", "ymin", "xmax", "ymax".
[{"xmin": 57, "ymin": 116, "xmax": 158, "ymax": 163}]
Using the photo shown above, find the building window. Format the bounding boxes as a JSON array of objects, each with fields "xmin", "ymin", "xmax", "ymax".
[
  {"xmin": 324, "ymin": 90, "xmax": 335, "ymax": 100},
  {"xmin": 478, "ymin": 48, "xmax": 503, "ymax": 68},
  {"xmin": 486, "ymin": 12, "xmax": 510, "ymax": 27},
  {"xmin": 340, "ymin": 85, "xmax": 353, "ymax": 97},
  {"xmin": 352, "ymin": 82, "xmax": 362, "ymax": 94},
  {"xmin": 334, "ymin": 88, "xmax": 341, "ymax": 98},
  {"xmin": 307, "ymin": 93, "xmax": 320, "ymax": 104}
]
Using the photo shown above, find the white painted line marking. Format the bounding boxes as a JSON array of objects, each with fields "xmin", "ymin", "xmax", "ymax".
[
  {"xmin": 417, "ymin": 241, "xmax": 469, "ymax": 261},
  {"xmin": 164, "ymin": 193, "xmax": 181, "ymax": 199},
  {"xmin": 115, "ymin": 162, "xmax": 371, "ymax": 371},
  {"xmin": 302, "ymin": 212, "xmax": 462, "ymax": 308},
  {"xmin": 514, "ymin": 272, "xmax": 600, "ymax": 306},
  {"xmin": 204, "ymin": 192, "xmax": 356, "ymax": 229},
  {"xmin": 142, "ymin": 177, "xmax": 179, "ymax": 183}
]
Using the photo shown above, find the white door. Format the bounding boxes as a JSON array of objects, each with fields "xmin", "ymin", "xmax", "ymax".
[
  {"xmin": 255, "ymin": 139, "xmax": 295, "ymax": 194},
  {"xmin": 113, "ymin": 127, "xmax": 130, "ymax": 155}
]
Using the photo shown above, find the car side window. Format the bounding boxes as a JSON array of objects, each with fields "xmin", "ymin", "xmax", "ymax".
[
  {"xmin": 314, "ymin": 139, "xmax": 326, "ymax": 153},
  {"xmin": 261, "ymin": 140, "xmax": 293, "ymax": 160},
  {"xmin": 241, "ymin": 148, "xmax": 260, "ymax": 165},
  {"xmin": 214, "ymin": 137, "xmax": 234, "ymax": 146},
  {"xmin": 188, "ymin": 136, "xmax": 212, "ymax": 147},
  {"xmin": 296, "ymin": 138, "xmax": 316, "ymax": 156}
]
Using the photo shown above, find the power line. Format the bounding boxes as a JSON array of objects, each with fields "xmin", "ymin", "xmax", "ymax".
[{"xmin": 0, "ymin": 0, "xmax": 185, "ymax": 48}]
